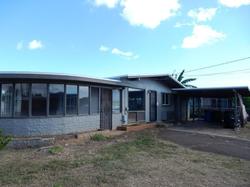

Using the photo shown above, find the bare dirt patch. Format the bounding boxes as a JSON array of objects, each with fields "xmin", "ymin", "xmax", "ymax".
[{"xmin": 0, "ymin": 129, "xmax": 249, "ymax": 187}]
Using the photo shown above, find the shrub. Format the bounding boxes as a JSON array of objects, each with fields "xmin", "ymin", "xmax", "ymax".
[
  {"xmin": 90, "ymin": 134, "xmax": 109, "ymax": 141},
  {"xmin": 48, "ymin": 146, "xmax": 64, "ymax": 154},
  {"xmin": 0, "ymin": 129, "xmax": 12, "ymax": 150}
]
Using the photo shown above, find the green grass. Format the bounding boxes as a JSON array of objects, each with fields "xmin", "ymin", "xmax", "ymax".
[
  {"xmin": 90, "ymin": 134, "xmax": 110, "ymax": 141},
  {"xmin": 48, "ymin": 146, "xmax": 64, "ymax": 154}
]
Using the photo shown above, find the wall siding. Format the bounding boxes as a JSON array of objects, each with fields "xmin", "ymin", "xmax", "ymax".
[
  {"xmin": 122, "ymin": 78, "xmax": 175, "ymax": 122},
  {"xmin": 0, "ymin": 115, "xmax": 100, "ymax": 137}
]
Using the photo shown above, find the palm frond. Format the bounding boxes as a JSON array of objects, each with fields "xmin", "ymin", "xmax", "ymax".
[
  {"xmin": 181, "ymin": 78, "xmax": 196, "ymax": 84},
  {"xmin": 177, "ymin": 70, "xmax": 185, "ymax": 82}
]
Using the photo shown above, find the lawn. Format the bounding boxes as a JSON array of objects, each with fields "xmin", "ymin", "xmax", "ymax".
[{"xmin": 0, "ymin": 129, "xmax": 250, "ymax": 187}]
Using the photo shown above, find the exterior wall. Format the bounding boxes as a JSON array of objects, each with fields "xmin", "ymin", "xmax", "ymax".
[
  {"xmin": 112, "ymin": 113, "xmax": 123, "ymax": 130},
  {"xmin": 0, "ymin": 112, "xmax": 124, "ymax": 137},
  {"xmin": 122, "ymin": 79, "xmax": 175, "ymax": 123},
  {"xmin": 0, "ymin": 115, "xmax": 100, "ymax": 137}
]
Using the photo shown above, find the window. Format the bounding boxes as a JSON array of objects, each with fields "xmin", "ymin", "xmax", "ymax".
[
  {"xmin": 14, "ymin": 83, "xmax": 29, "ymax": 117},
  {"xmin": 128, "ymin": 88, "xmax": 145, "ymax": 111},
  {"xmin": 32, "ymin": 84, "xmax": 47, "ymax": 116},
  {"xmin": 162, "ymin": 93, "xmax": 170, "ymax": 105},
  {"xmin": 66, "ymin": 85, "xmax": 77, "ymax": 115},
  {"xmin": 79, "ymin": 86, "xmax": 89, "ymax": 115},
  {"xmin": 1, "ymin": 84, "xmax": 13, "ymax": 117},
  {"xmin": 112, "ymin": 89, "xmax": 121, "ymax": 113},
  {"xmin": 90, "ymin": 87, "xmax": 99, "ymax": 114},
  {"xmin": 49, "ymin": 84, "xmax": 64, "ymax": 115}
]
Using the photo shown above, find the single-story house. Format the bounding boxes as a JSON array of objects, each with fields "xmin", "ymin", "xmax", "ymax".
[{"xmin": 0, "ymin": 72, "xmax": 249, "ymax": 137}]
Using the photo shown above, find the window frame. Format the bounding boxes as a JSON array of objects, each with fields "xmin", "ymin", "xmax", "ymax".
[
  {"xmin": 78, "ymin": 85, "xmax": 90, "ymax": 116},
  {"xmin": 162, "ymin": 93, "xmax": 171, "ymax": 106},
  {"xmin": 48, "ymin": 84, "xmax": 65, "ymax": 116},
  {"xmin": 112, "ymin": 89, "xmax": 122, "ymax": 114},
  {"xmin": 65, "ymin": 84, "xmax": 78, "ymax": 116},
  {"xmin": 31, "ymin": 83, "xmax": 48, "ymax": 117}
]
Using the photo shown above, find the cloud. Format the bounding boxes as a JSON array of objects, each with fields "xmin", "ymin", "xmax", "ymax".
[
  {"xmin": 94, "ymin": 0, "xmax": 119, "ymax": 8},
  {"xmin": 111, "ymin": 48, "xmax": 139, "ymax": 59},
  {"xmin": 120, "ymin": 0, "xmax": 180, "ymax": 29},
  {"xmin": 99, "ymin": 45, "xmax": 109, "ymax": 52},
  {"xmin": 28, "ymin": 40, "xmax": 43, "ymax": 50},
  {"xmin": 188, "ymin": 8, "xmax": 217, "ymax": 22},
  {"xmin": 182, "ymin": 25, "xmax": 225, "ymax": 48},
  {"xmin": 174, "ymin": 22, "xmax": 194, "ymax": 28},
  {"xmin": 218, "ymin": 0, "xmax": 250, "ymax": 8},
  {"xmin": 16, "ymin": 41, "xmax": 23, "ymax": 50}
]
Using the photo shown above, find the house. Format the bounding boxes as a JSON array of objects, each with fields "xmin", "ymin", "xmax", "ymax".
[{"xmin": 0, "ymin": 72, "xmax": 249, "ymax": 137}]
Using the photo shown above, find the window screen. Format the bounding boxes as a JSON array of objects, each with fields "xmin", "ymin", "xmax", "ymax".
[
  {"xmin": 14, "ymin": 83, "xmax": 29, "ymax": 117},
  {"xmin": 79, "ymin": 86, "xmax": 89, "ymax": 115},
  {"xmin": 32, "ymin": 84, "xmax": 47, "ymax": 116},
  {"xmin": 90, "ymin": 87, "xmax": 99, "ymax": 114},
  {"xmin": 49, "ymin": 84, "xmax": 64, "ymax": 115},
  {"xmin": 1, "ymin": 84, "xmax": 13, "ymax": 117},
  {"xmin": 66, "ymin": 85, "xmax": 77, "ymax": 115}
]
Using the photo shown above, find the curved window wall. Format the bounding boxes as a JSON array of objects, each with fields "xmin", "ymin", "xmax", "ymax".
[{"xmin": 0, "ymin": 82, "xmax": 121, "ymax": 118}]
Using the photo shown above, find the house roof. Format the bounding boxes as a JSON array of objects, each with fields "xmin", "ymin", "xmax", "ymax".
[
  {"xmin": 114, "ymin": 74, "xmax": 185, "ymax": 88},
  {"xmin": 0, "ymin": 71, "xmax": 125, "ymax": 87},
  {"xmin": 172, "ymin": 86, "xmax": 250, "ymax": 97}
]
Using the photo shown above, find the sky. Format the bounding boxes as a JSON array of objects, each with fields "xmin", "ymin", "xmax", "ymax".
[{"xmin": 0, "ymin": 0, "xmax": 250, "ymax": 88}]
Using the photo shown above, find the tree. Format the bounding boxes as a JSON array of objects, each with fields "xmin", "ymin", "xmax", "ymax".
[{"xmin": 172, "ymin": 70, "xmax": 197, "ymax": 88}]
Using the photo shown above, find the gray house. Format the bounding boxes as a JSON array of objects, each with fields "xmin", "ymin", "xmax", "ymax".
[{"xmin": 0, "ymin": 72, "xmax": 249, "ymax": 137}]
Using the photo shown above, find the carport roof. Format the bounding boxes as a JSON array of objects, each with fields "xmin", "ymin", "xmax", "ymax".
[{"xmin": 172, "ymin": 86, "xmax": 250, "ymax": 97}]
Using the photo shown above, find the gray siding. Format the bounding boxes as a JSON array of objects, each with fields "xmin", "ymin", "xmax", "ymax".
[
  {"xmin": 112, "ymin": 113, "xmax": 123, "ymax": 130},
  {"xmin": 0, "ymin": 115, "xmax": 100, "ymax": 137},
  {"xmin": 122, "ymin": 79, "xmax": 175, "ymax": 122}
]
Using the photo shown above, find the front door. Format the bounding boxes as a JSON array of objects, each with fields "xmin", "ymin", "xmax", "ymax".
[
  {"xmin": 149, "ymin": 91, "xmax": 157, "ymax": 121},
  {"xmin": 100, "ymin": 88, "xmax": 112, "ymax": 130}
]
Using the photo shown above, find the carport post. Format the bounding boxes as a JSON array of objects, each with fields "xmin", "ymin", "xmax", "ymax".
[
  {"xmin": 192, "ymin": 97, "xmax": 195, "ymax": 122},
  {"xmin": 233, "ymin": 90, "xmax": 238, "ymax": 128}
]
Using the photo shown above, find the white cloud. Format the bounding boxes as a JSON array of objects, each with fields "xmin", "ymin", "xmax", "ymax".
[
  {"xmin": 182, "ymin": 25, "xmax": 225, "ymax": 48},
  {"xmin": 188, "ymin": 8, "xmax": 217, "ymax": 22},
  {"xmin": 94, "ymin": 0, "xmax": 119, "ymax": 8},
  {"xmin": 120, "ymin": 0, "xmax": 180, "ymax": 29},
  {"xmin": 16, "ymin": 41, "xmax": 23, "ymax": 50},
  {"xmin": 111, "ymin": 48, "xmax": 139, "ymax": 59},
  {"xmin": 218, "ymin": 0, "xmax": 250, "ymax": 8},
  {"xmin": 28, "ymin": 40, "xmax": 43, "ymax": 50},
  {"xmin": 99, "ymin": 45, "xmax": 109, "ymax": 52},
  {"xmin": 174, "ymin": 22, "xmax": 194, "ymax": 28}
]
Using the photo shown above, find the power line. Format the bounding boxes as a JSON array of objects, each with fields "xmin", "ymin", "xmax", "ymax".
[
  {"xmin": 186, "ymin": 67, "xmax": 250, "ymax": 77},
  {"xmin": 185, "ymin": 57, "xmax": 250, "ymax": 73}
]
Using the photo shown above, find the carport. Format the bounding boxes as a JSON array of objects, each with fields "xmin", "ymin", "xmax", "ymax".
[{"xmin": 173, "ymin": 86, "xmax": 250, "ymax": 128}]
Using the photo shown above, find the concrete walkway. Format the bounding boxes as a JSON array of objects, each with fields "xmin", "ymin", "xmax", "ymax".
[{"xmin": 159, "ymin": 128, "xmax": 250, "ymax": 161}]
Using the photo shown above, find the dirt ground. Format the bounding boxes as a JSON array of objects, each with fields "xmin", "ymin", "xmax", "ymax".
[{"xmin": 0, "ymin": 128, "xmax": 250, "ymax": 187}]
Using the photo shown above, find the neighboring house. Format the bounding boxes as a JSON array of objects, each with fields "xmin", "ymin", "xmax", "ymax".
[{"xmin": 0, "ymin": 72, "xmax": 249, "ymax": 137}]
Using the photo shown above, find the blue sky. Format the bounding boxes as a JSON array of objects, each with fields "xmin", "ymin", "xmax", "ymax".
[{"xmin": 0, "ymin": 0, "xmax": 249, "ymax": 87}]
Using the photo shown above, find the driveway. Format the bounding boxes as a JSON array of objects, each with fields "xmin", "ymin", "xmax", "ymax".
[{"xmin": 159, "ymin": 128, "xmax": 250, "ymax": 160}]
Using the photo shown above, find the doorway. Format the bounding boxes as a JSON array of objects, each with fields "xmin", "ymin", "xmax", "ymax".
[{"xmin": 100, "ymin": 88, "xmax": 112, "ymax": 130}]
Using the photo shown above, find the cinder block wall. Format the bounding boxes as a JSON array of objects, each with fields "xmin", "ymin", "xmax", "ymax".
[{"xmin": 0, "ymin": 115, "xmax": 100, "ymax": 137}]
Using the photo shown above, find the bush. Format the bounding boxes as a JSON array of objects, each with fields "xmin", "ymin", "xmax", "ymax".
[
  {"xmin": 0, "ymin": 129, "xmax": 12, "ymax": 150},
  {"xmin": 48, "ymin": 146, "xmax": 64, "ymax": 154},
  {"xmin": 90, "ymin": 134, "xmax": 109, "ymax": 141}
]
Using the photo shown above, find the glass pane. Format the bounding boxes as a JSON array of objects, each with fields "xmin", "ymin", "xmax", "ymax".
[
  {"xmin": 49, "ymin": 84, "xmax": 64, "ymax": 115},
  {"xmin": 1, "ymin": 84, "xmax": 13, "ymax": 117},
  {"xmin": 32, "ymin": 84, "xmax": 47, "ymax": 116},
  {"xmin": 14, "ymin": 83, "xmax": 29, "ymax": 117},
  {"xmin": 128, "ymin": 89, "xmax": 145, "ymax": 111},
  {"xmin": 66, "ymin": 85, "xmax": 77, "ymax": 115},
  {"xmin": 79, "ymin": 86, "xmax": 89, "ymax": 115},
  {"xmin": 112, "ymin": 89, "xmax": 121, "ymax": 113},
  {"xmin": 90, "ymin": 87, "xmax": 99, "ymax": 114}
]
